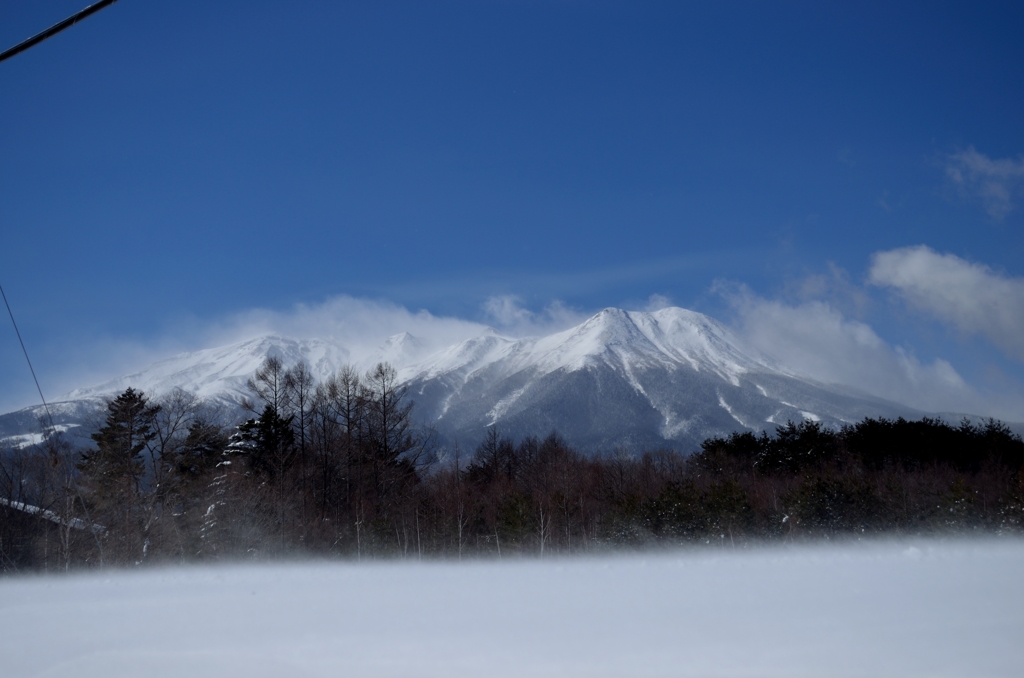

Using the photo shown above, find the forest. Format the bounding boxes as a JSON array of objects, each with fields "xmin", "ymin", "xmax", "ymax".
[{"xmin": 2, "ymin": 356, "xmax": 1023, "ymax": 572}]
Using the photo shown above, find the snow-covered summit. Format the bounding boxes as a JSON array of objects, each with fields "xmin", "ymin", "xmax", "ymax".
[
  {"xmin": 66, "ymin": 335, "xmax": 352, "ymax": 403},
  {"xmin": 402, "ymin": 306, "xmax": 784, "ymax": 388},
  {"xmin": 2, "ymin": 306, "xmax": 926, "ymax": 452},
  {"xmin": 56, "ymin": 306, "xmax": 783, "ymax": 404}
]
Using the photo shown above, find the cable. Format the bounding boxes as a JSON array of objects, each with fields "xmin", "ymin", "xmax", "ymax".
[
  {"xmin": 0, "ymin": 283, "xmax": 55, "ymax": 432},
  {"xmin": 0, "ymin": 0, "xmax": 122, "ymax": 64},
  {"xmin": 1, "ymin": 282, "xmax": 106, "ymax": 564},
  {"xmin": 0, "ymin": 0, "xmax": 123, "ymax": 564}
]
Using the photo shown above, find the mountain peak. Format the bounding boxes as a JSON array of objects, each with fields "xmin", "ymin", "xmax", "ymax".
[
  {"xmin": 381, "ymin": 331, "xmax": 419, "ymax": 350},
  {"xmin": 2, "ymin": 304, "xmax": 943, "ymax": 455}
]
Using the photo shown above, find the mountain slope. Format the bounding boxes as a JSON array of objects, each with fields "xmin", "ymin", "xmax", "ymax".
[
  {"xmin": 401, "ymin": 308, "xmax": 924, "ymax": 450},
  {"xmin": 0, "ymin": 306, "xmax": 984, "ymax": 452}
]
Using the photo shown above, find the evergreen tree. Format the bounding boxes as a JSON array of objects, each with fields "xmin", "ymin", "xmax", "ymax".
[
  {"xmin": 78, "ymin": 387, "xmax": 161, "ymax": 563},
  {"xmin": 228, "ymin": 406, "xmax": 296, "ymax": 480}
]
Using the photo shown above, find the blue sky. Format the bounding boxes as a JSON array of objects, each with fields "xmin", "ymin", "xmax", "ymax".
[{"xmin": 1, "ymin": 1, "xmax": 1023, "ymax": 418}]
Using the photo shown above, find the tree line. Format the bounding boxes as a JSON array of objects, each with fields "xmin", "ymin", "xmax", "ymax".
[{"xmin": 2, "ymin": 356, "xmax": 1023, "ymax": 571}]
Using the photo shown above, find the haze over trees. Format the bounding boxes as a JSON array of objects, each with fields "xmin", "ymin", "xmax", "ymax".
[{"xmin": 1, "ymin": 356, "xmax": 1023, "ymax": 571}]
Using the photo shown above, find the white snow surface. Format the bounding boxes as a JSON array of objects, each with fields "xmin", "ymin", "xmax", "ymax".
[
  {"xmin": 2, "ymin": 539, "xmax": 1021, "ymax": 678},
  {"xmin": 3, "ymin": 424, "xmax": 77, "ymax": 449}
]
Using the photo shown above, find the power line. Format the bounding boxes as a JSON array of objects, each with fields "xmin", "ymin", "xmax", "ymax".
[
  {"xmin": 0, "ymin": 283, "xmax": 55, "ymax": 432},
  {"xmin": 1, "ymin": 0, "xmax": 126, "ymax": 413},
  {"xmin": 1, "ymin": 282, "xmax": 106, "ymax": 563},
  {"xmin": 0, "ymin": 0, "xmax": 124, "ymax": 419},
  {"xmin": 1, "ymin": 0, "xmax": 125, "ymax": 414},
  {"xmin": 0, "ymin": 0, "xmax": 122, "ymax": 64},
  {"xmin": 0, "ymin": 1, "xmax": 125, "ymax": 567}
]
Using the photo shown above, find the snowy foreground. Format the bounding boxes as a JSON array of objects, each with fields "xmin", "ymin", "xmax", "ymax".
[{"xmin": 2, "ymin": 540, "xmax": 1022, "ymax": 678}]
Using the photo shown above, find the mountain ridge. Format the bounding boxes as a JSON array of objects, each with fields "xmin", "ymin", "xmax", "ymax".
[{"xmin": 2, "ymin": 306, "xmax": 1016, "ymax": 452}]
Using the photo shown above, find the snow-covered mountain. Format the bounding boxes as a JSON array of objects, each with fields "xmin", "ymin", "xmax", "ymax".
[
  {"xmin": 400, "ymin": 307, "xmax": 926, "ymax": 449},
  {"xmin": 0, "ymin": 306, "xmax": 950, "ymax": 452},
  {"xmin": 66, "ymin": 336, "xmax": 352, "ymax": 404}
]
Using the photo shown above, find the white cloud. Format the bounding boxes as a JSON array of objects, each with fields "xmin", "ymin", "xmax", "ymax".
[
  {"xmin": 869, "ymin": 246, "xmax": 1024, "ymax": 362},
  {"xmin": 207, "ymin": 296, "xmax": 486, "ymax": 358},
  {"xmin": 643, "ymin": 294, "xmax": 674, "ymax": 312},
  {"xmin": 481, "ymin": 295, "xmax": 534, "ymax": 328},
  {"xmin": 944, "ymin": 146, "xmax": 1024, "ymax": 219},
  {"xmin": 14, "ymin": 297, "xmax": 490, "ymax": 410},
  {"xmin": 785, "ymin": 263, "xmax": 871, "ymax": 318},
  {"xmin": 7, "ymin": 268, "xmax": 1023, "ymax": 423},
  {"xmin": 15, "ymin": 295, "xmax": 584, "ymax": 411},
  {"xmin": 717, "ymin": 282, "xmax": 1023, "ymax": 419},
  {"xmin": 480, "ymin": 295, "xmax": 587, "ymax": 336}
]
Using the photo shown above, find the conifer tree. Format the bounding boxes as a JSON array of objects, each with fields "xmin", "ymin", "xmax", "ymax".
[
  {"xmin": 228, "ymin": 406, "xmax": 295, "ymax": 480},
  {"xmin": 78, "ymin": 387, "xmax": 161, "ymax": 563}
]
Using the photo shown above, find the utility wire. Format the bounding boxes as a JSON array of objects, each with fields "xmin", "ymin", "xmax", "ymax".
[
  {"xmin": 1, "ymin": 282, "xmax": 106, "ymax": 563},
  {"xmin": 0, "ymin": 0, "xmax": 124, "ymax": 411},
  {"xmin": 0, "ymin": 0, "xmax": 124, "ymax": 565},
  {"xmin": 0, "ymin": 0, "xmax": 122, "ymax": 64},
  {"xmin": 0, "ymin": 283, "xmax": 54, "ymax": 432}
]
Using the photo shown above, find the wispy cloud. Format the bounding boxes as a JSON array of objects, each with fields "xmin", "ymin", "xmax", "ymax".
[
  {"xmin": 869, "ymin": 245, "xmax": 1024, "ymax": 362},
  {"xmin": 715, "ymin": 281, "xmax": 995, "ymax": 417},
  {"xmin": 206, "ymin": 296, "xmax": 486, "ymax": 355},
  {"xmin": 350, "ymin": 251, "xmax": 747, "ymax": 308},
  {"xmin": 22, "ymin": 297, "xmax": 490, "ymax": 409},
  {"xmin": 783, "ymin": 263, "xmax": 871, "ymax": 319},
  {"xmin": 944, "ymin": 146, "xmax": 1024, "ymax": 219},
  {"xmin": 480, "ymin": 295, "xmax": 587, "ymax": 336},
  {"xmin": 481, "ymin": 295, "xmax": 534, "ymax": 328},
  {"xmin": 27, "ymin": 295, "xmax": 585, "ymax": 410},
  {"xmin": 643, "ymin": 294, "xmax": 674, "ymax": 312},
  {"xmin": 7, "ymin": 253, "xmax": 1023, "ymax": 423}
]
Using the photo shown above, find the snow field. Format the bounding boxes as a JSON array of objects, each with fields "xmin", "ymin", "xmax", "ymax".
[{"xmin": 1, "ymin": 539, "xmax": 1022, "ymax": 677}]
